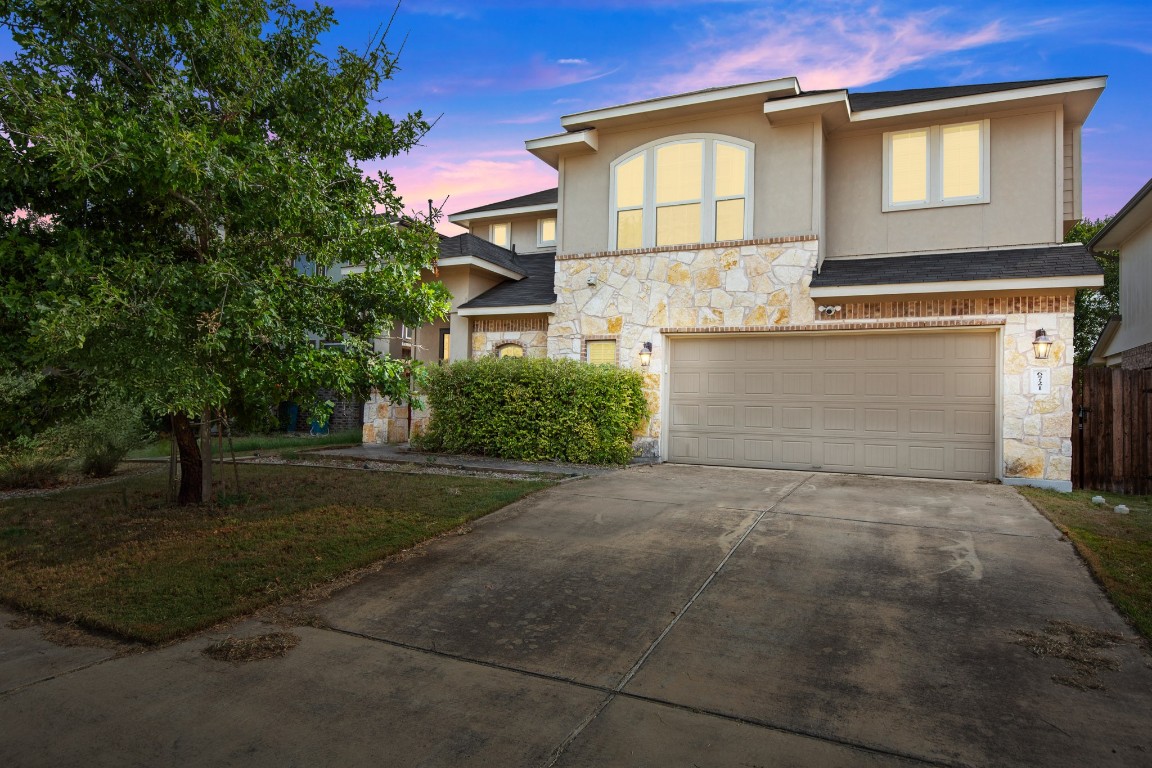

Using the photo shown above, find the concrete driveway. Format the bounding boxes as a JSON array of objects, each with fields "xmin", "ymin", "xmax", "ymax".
[{"xmin": 2, "ymin": 465, "xmax": 1150, "ymax": 767}]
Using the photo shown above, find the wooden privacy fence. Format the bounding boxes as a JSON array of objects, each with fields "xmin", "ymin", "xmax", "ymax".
[{"xmin": 1072, "ymin": 367, "xmax": 1152, "ymax": 494}]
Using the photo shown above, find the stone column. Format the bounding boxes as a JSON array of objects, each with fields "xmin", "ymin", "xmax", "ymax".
[{"xmin": 449, "ymin": 312, "xmax": 470, "ymax": 362}]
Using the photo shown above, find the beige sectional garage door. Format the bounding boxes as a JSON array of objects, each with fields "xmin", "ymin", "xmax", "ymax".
[{"xmin": 667, "ymin": 332, "xmax": 997, "ymax": 480}]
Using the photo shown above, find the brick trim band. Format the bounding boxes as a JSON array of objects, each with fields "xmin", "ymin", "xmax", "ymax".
[
  {"xmin": 557, "ymin": 234, "xmax": 818, "ymax": 261},
  {"xmin": 472, "ymin": 317, "xmax": 548, "ymax": 332},
  {"xmin": 661, "ymin": 317, "xmax": 1008, "ymax": 334},
  {"xmin": 830, "ymin": 295, "xmax": 1075, "ymax": 320}
]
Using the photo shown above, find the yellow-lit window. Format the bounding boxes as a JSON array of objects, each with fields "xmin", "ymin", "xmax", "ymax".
[
  {"xmin": 884, "ymin": 121, "xmax": 988, "ymax": 211},
  {"xmin": 489, "ymin": 222, "xmax": 511, "ymax": 248},
  {"xmin": 497, "ymin": 344, "xmax": 524, "ymax": 358},
  {"xmin": 586, "ymin": 339, "xmax": 617, "ymax": 365},
  {"xmin": 611, "ymin": 136, "xmax": 752, "ymax": 250},
  {"xmin": 537, "ymin": 217, "xmax": 556, "ymax": 247},
  {"xmin": 439, "ymin": 329, "xmax": 451, "ymax": 361}
]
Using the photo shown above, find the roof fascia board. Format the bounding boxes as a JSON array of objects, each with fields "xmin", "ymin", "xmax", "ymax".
[
  {"xmin": 457, "ymin": 304, "xmax": 555, "ymax": 317},
  {"xmin": 559, "ymin": 78, "xmax": 799, "ymax": 130},
  {"xmin": 436, "ymin": 256, "xmax": 525, "ymax": 281},
  {"xmin": 448, "ymin": 202, "xmax": 558, "ymax": 225},
  {"xmin": 524, "ymin": 129, "xmax": 598, "ymax": 169},
  {"xmin": 849, "ymin": 77, "xmax": 1107, "ymax": 122},
  {"xmin": 763, "ymin": 91, "xmax": 850, "ymax": 124},
  {"xmin": 810, "ymin": 274, "xmax": 1104, "ymax": 297}
]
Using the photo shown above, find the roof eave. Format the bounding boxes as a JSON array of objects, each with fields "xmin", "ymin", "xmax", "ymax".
[
  {"xmin": 558, "ymin": 78, "xmax": 800, "ymax": 132},
  {"xmin": 1088, "ymin": 177, "xmax": 1152, "ymax": 251},
  {"xmin": 524, "ymin": 129, "xmax": 598, "ymax": 169},
  {"xmin": 849, "ymin": 76, "xmax": 1107, "ymax": 124},
  {"xmin": 809, "ymin": 274, "xmax": 1105, "ymax": 297}
]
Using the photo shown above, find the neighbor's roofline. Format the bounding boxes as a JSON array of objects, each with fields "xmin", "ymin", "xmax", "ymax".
[{"xmin": 1088, "ymin": 176, "xmax": 1152, "ymax": 251}]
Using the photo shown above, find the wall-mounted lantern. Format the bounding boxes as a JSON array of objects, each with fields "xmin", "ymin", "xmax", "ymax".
[
  {"xmin": 1032, "ymin": 329, "xmax": 1052, "ymax": 360},
  {"xmin": 639, "ymin": 341, "xmax": 653, "ymax": 367}
]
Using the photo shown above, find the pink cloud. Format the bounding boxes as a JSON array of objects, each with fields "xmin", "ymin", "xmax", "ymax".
[
  {"xmin": 650, "ymin": 5, "xmax": 1035, "ymax": 94},
  {"xmin": 370, "ymin": 149, "xmax": 556, "ymax": 235}
]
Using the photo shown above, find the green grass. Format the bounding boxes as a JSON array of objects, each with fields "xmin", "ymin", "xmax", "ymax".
[
  {"xmin": 0, "ymin": 465, "xmax": 550, "ymax": 643},
  {"xmin": 128, "ymin": 429, "xmax": 363, "ymax": 458},
  {"xmin": 1018, "ymin": 487, "xmax": 1152, "ymax": 642}
]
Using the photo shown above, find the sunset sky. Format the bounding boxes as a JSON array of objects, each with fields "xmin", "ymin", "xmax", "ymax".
[
  {"xmin": 5, "ymin": 1, "xmax": 1150, "ymax": 234},
  {"xmin": 351, "ymin": 0, "xmax": 1152, "ymax": 234}
]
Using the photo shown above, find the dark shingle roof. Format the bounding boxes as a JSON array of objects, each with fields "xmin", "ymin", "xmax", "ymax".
[
  {"xmin": 810, "ymin": 244, "xmax": 1103, "ymax": 288},
  {"xmin": 452, "ymin": 188, "xmax": 558, "ymax": 217},
  {"xmin": 458, "ymin": 252, "xmax": 556, "ymax": 309},
  {"xmin": 438, "ymin": 233, "xmax": 525, "ymax": 277},
  {"xmin": 847, "ymin": 77, "xmax": 1096, "ymax": 112}
]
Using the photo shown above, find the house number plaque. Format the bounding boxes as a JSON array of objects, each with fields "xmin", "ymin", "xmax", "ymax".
[{"xmin": 1028, "ymin": 369, "xmax": 1051, "ymax": 394}]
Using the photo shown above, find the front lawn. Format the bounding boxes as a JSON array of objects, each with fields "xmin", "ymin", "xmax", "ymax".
[
  {"xmin": 1019, "ymin": 487, "xmax": 1152, "ymax": 641},
  {"xmin": 127, "ymin": 429, "xmax": 363, "ymax": 459},
  {"xmin": 0, "ymin": 465, "xmax": 550, "ymax": 643}
]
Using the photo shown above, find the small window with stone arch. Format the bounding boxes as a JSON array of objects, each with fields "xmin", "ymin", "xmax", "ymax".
[{"xmin": 496, "ymin": 343, "xmax": 525, "ymax": 358}]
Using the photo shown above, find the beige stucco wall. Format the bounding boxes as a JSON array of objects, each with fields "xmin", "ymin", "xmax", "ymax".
[
  {"xmin": 1111, "ymin": 217, "xmax": 1152, "ymax": 357},
  {"xmin": 825, "ymin": 108, "xmax": 1062, "ymax": 258},
  {"xmin": 469, "ymin": 213, "xmax": 556, "ymax": 254},
  {"xmin": 560, "ymin": 111, "xmax": 819, "ymax": 255}
]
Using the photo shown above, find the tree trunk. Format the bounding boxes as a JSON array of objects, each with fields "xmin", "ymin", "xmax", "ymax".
[
  {"xmin": 172, "ymin": 412, "xmax": 203, "ymax": 505},
  {"xmin": 200, "ymin": 408, "xmax": 213, "ymax": 504}
]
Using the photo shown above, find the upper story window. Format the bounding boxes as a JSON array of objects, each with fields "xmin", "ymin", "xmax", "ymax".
[
  {"xmin": 883, "ymin": 120, "xmax": 989, "ymax": 211},
  {"xmin": 537, "ymin": 217, "xmax": 556, "ymax": 248},
  {"xmin": 611, "ymin": 135, "xmax": 753, "ymax": 251},
  {"xmin": 489, "ymin": 222, "xmax": 511, "ymax": 248}
]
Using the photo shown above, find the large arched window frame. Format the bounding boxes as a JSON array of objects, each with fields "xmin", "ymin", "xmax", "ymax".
[{"xmin": 609, "ymin": 134, "xmax": 754, "ymax": 251}]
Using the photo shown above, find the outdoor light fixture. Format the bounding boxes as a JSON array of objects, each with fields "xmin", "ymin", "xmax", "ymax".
[
  {"xmin": 1032, "ymin": 329, "xmax": 1052, "ymax": 360},
  {"xmin": 639, "ymin": 342, "xmax": 653, "ymax": 367}
]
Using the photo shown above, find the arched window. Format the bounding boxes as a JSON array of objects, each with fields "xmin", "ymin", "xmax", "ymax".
[
  {"xmin": 610, "ymin": 135, "xmax": 753, "ymax": 250},
  {"xmin": 496, "ymin": 343, "xmax": 525, "ymax": 358}
]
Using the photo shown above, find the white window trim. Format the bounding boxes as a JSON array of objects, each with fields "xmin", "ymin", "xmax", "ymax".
[
  {"xmin": 536, "ymin": 217, "xmax": 557, "ymax": 248},
  {"xmin": 609, "ymin": 133, "xmax": 755, "ymax": 250},
  {"xmin": 882, "ymin": 119, "xmax": 990, "ymax": 212},
  {"xmin": 488, "ymin": 222, "xmax": 512, "ymax": 249}
]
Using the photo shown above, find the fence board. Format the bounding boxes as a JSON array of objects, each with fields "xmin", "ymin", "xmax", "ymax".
[{"xmin": 1073, "ymin": 367, "xmax": 1152, "ymax": 494}]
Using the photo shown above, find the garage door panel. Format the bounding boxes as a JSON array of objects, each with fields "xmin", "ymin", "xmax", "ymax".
[{"xmin": 668, "ymin": 332, "xmax": 996, "ymax": 480}]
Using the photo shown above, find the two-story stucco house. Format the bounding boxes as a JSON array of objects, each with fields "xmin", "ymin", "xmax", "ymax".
[
  {"xmin": 364, "ymin": 75, "xmax": 1107, "ymax": 491},
  {"xmin": 1086, "ymin": 177, "xmax": 1152, "ymax": 369}
]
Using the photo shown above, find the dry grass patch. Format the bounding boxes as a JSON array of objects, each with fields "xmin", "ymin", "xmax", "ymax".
[
  {"xmin": 0, "ymin": 464, "xmax": 551, "ymax": 643},
  {"xmin": 203, "ymin": 632, "xmax": 300, "ymax": 662},
  {"xmin": 1018, "ymin": 487, "xmax": 1152, "ymax": 642},
  {"xmin": 1012, "ymin": 620, "xmax": 1128, "ymax": 690}
]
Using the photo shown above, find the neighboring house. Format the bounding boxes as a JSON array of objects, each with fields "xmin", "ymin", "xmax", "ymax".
[
  {"xmin": 366, "ymin": 75, "xmax": 1108, "ymax": 491},
  {"xmin": 1086, "ymin": 177, "xmax": 1152, "ymax": 369}
]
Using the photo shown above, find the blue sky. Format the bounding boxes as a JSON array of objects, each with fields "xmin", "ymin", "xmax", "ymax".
[
  {"xmin": 339, "ymin": 0, "xmax": 1151, "ymax": 234},
  {"xmin": 4, "ymin": 1, "xmax": 1149, "ymax": 233}
]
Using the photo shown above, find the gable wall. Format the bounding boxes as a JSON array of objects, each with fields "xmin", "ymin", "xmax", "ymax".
[
  {"xmin": 825, "ymin": 108, "xmax": 1062, "ymax": 258},
  {"xmin": 560, "ymin": 110, "xmax": 819, "ymax": 255},
  {"xmin": 1113, "ymin": 217, "xmax": 1152, "ymax": 358},
  {"xmin": 468, "ymin": 213, "xmax": 555, "ymax": 254}
]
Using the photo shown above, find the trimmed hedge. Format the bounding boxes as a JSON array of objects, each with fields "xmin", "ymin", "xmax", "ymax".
[{"xmin": 415, "ymin": 357, "xmax": 649, "ymax": 465}]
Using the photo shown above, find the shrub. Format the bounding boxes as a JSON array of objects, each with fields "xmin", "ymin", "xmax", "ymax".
[
  {"xmin": 0, "ymin": 432, "xmax": 71, "ymax": 489},
  {"xmin": 415, "ymin": 357, "xmax": 649, "ymax": 465},
  {"xmin": 67, "ymin": 399, "xmax": 152, "ymax": 477}
]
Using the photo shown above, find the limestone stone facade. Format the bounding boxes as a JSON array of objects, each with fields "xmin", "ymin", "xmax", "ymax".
[
  {"xmin": 549, "ymin": 238, "xmax": 820, "ymax": 456},
  {"xmin": 1000, "ymin": 312, "xmax": 1076, "ymax": 488},
  {"xmin": 470, "ymin": 316, "xmax": 550, "ymax": 358}
]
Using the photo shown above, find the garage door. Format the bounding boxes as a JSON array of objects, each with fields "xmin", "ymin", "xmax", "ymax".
[{"xmin": 667, "ymin": 332, "xmax": 996, "ymax": 480}]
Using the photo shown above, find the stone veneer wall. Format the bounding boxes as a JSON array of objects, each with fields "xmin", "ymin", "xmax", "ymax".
[
  {"xmin": 550, "ymin": 238, "xmax": 821, "ymax": 456},
  {"xmin": 471, "ymin": 316, "xmax": 549, "ymax": 357},
  {"xmin": 1000, "ymin": 312, "xmax": 1075, "ymax": 489}
]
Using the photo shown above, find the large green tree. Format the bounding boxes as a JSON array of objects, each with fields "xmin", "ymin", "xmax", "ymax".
[
  {"xmin": 1066, "ymin": 217, "xmax": 1119, "ymax": 366},
  {"xmin": 0, "ymin": 0, "xmax": 450, "ymax": 502}
]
